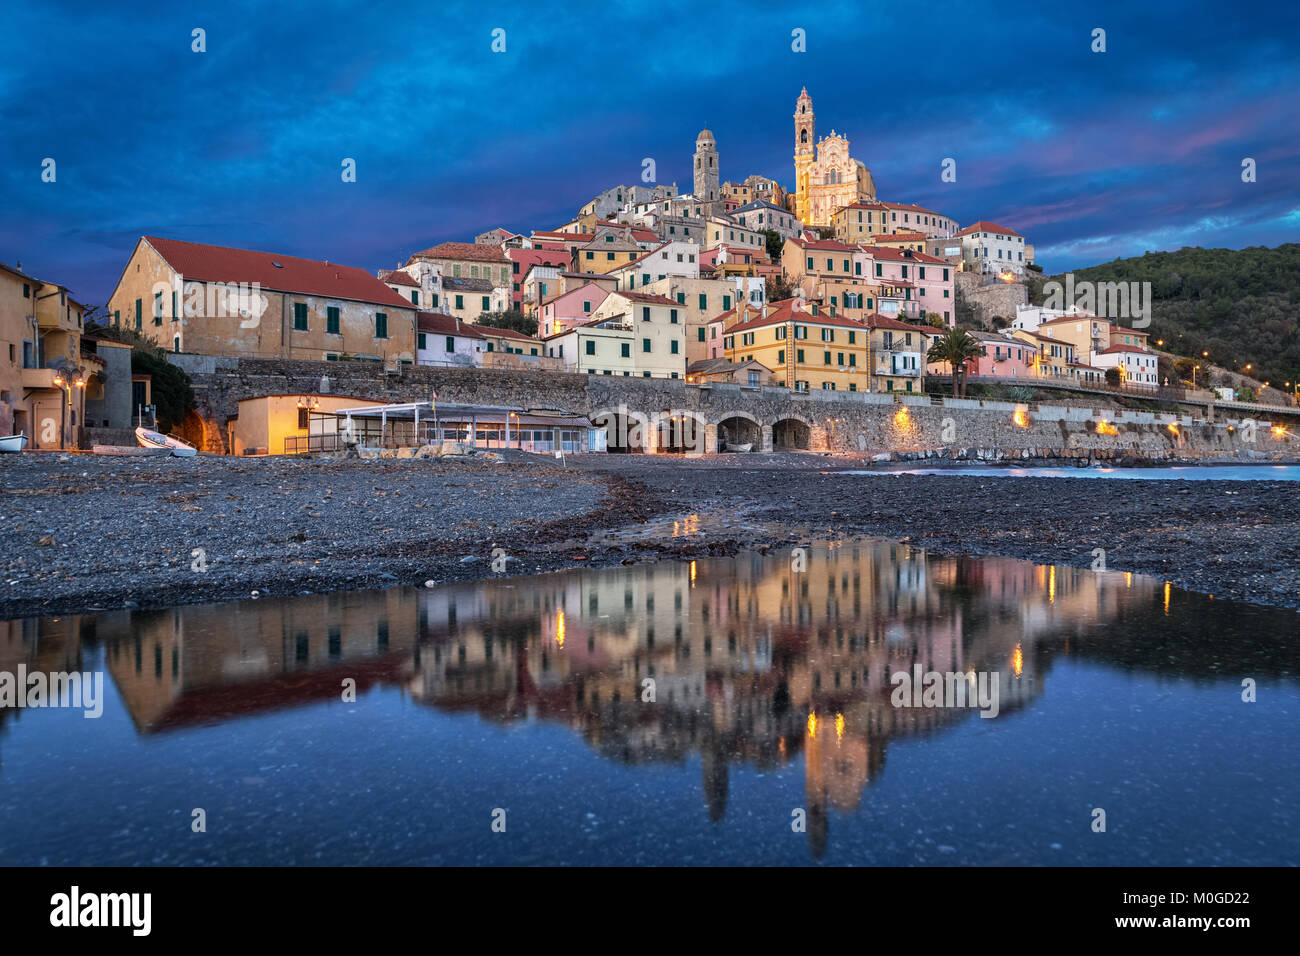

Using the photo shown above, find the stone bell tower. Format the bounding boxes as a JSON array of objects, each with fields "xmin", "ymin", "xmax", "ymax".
[
  {"xmin": 694, "ymin": 129, "xmax": 719, "ymax": 202},
  {"xmin": 794, "ymin": 87, "xmax": 815, "ymax": 223}
]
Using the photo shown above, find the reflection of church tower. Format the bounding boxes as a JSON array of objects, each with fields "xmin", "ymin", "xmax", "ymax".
[
  {"xmin": 793, "ymin": 88, "xmax": 815, "ymax": 224},
  {"xmin": 694, "ymin": 129, "xmax": 719, "ymax": 202},
  {"xmin": 701, "ymin": 739, "xmax": 730, "ymax": 823}
]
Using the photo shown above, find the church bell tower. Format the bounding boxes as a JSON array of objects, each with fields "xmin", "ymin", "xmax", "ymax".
[{"xmin": 794, "ymin": 88, "xmax": 815, "ymax": 224}]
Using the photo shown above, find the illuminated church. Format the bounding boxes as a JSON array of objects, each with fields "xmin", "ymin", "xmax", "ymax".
[{"xmin": 792, "ymin": 87, "xmax": 876, "ymax": 226}]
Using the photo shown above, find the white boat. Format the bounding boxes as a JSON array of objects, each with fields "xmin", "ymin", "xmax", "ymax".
[
  {"xmin": 724, "ymin": 442, "xmax": 753, "ymax": 453},
  {"xmin": 0, "ymin": 432, "xmax": 27, "ymax": 453},
  {"xmin": 135, "ymin": 426, "xmax": 198, "ymax": 457}
]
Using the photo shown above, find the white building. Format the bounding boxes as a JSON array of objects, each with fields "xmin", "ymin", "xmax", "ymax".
[
  {"xmin": 731, "ymin": 200, "xmax": 802, "ymax": 241},
  {"xmin": 956, "ymin": 220, "xmax": 1030, "ymax": 276},
  {"xmin": 416, "ymin": 312, "xmax": 483, "ymax": 367},
  {"xmin": 1092, "ymin": 344, "xmax": 1159, "ymax": 390}
]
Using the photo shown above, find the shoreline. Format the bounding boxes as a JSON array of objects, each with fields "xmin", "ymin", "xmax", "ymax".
[{"xmin": 3, "ymin": 452, "xmax": 1299, "ymax": 618}]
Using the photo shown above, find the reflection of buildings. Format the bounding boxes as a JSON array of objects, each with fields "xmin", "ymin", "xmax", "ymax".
[{"xmin": 5, "ymin": 544, "xmax": 1174, "ymax": 860}]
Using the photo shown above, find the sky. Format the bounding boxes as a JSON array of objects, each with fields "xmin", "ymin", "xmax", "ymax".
[{"xmin": 2, "ymin": 0, "xmax": 1297, "ymax": 306}]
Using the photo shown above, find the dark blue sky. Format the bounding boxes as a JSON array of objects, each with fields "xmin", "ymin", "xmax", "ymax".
[{"xmin": 3, "ymin": 0, "xmax": 1297, "ymax": 306}]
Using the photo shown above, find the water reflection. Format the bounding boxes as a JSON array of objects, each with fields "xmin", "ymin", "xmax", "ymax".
[{"xmin": 1, "ymin": 542, "xmax": 1295, "ymax": 864}]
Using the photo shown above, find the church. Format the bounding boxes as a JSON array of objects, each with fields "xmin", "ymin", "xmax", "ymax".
[{"xmin": 792, "ymin": 88, "xmax": 876, "ymax": 226}]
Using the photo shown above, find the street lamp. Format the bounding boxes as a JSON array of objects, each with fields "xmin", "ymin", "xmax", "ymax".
[{"xmin": 1193, "ymin": 364, "xmax": 1200, "ymax": 387}]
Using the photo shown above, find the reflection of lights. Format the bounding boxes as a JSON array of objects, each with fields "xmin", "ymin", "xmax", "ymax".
[
  {"xmin": 1168, "ymin": 423, "xmax": 1179, "ymax": 435},
  {"xmin": 1049, "ymin": 565, "xmax": 1056, "ymax": 603},
  {"xmin": 835, "ymin": 712, "xmax": 845, "ymax": 741},
  {"xmin": 689, "ymin": 560, "xmax": 696, "ymax": 586},
  {"xmin": 555, "ymin": 609, "xmax": 565, "ymax": 648},
  {"xmin": 1125, "ymin": 572, "xmax": 1132, "ymax": 588},
  {"xmin": 1011, "ymin": 643, "xmax": 1023, "ymax": 679},
  {"xmin": 1012, "ymin": 408, "xmax": 1029, "ymax": 428},
  {"xmin": 1095, "ymin": 420, "xmax": 1119, "ymax": 436},
  {"xmin": 1163, "ymin": 580, "xmax": 1171, "ymax": 616},
  {"xmin": 779, "ymin": 736, "xmax": 786, "ymax": 760},
  {"xmin": 807, "ymin": 711, "xmax": 817, "ymax": 739}
]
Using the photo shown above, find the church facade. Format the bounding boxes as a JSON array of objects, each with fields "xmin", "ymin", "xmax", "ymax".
[{"xmin": 792, "ymin": 88, "xmax": 876, "ymax": 227}]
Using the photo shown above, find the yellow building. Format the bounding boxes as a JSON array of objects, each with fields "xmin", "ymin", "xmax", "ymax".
[
  {"xmin": 1, "ymin": 261, "xmax": 90, "ymax": 448},
  {"xmin": 721, "ymin": 299, "xmax": 868, "ymax": 393},
  {"xmin": 230, "ymin": 394, "xmax": 386, "ymax": 456},
  {"xmin": 107, "ymin": 237, "xmax": 416, "ymax": 363},
  {"xmin": 792, "ymin": 88, "xmax": 877, "ymax": 226},
  {"xmin": 588, "ymin": 291, "xmax": 688, "ymax": 378}
]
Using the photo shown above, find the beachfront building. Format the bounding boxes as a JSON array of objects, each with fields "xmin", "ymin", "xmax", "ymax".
[
  {"xmin": 923, "ymin": 330, "xmax": 1035, "ymax": 381},
  {"xmin": 1092, "ymin": 344, "xmax": 1159, "ymax": 390},
  {"xmin": 0, "ymin": 261, "xmax": 93, "ymax": 449},
  {"xmin": 864, "ymin": 314, "xmax": 927, "ymax": 393},
  {"xmin": 107, "ymin": 237, "xmax": 417, "ymax": 364},
  {"xmin": 544, "ymin": 316, "xmax": 635, "ymax": 377},
  {"xmin": 855, "ymin": 247, "xmax": 955, "ymax": 325},
  {"xmin": 415, "ymin": 312, "xmax": 484, "ymax": 367}
]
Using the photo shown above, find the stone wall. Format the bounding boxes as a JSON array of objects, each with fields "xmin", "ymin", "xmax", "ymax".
[
  {"xmin": 176, "ymin": 356, "xmax": 1296, "ymax": 461},
  {"xmin": 955, "ymin": 272, "xmax": 1027, "ymax": 326}
]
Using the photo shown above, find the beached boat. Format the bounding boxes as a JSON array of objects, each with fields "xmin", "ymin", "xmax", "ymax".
[
  {"xmin": 135, "ymin": 426, "xmax": 198, "ymax": 457},
  {"xmin": 724, "ymin": 442, "xmax": 753, "ymax": 453},
  {"xmin": 0, "ymin": 432, "xmax": 27, "ymax": 453}
]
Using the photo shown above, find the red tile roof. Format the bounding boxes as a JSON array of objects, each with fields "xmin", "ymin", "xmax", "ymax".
[
  {"xmin": 1099, "ymin": 343, "xmax": 1152, "ymax": 355},
  {"xmin": 870, "ymin": 231, "xmax": 928, "ymax": 243},
  {"xmin": 861, "ymin": 246, "xmax": 950, "ymax": 265},
  {"xmin": 417, "ymin": 312, "xmax": 484, "ymax": 337},
  {"xmin": 955, "ymin": 220, "xmax": 1023, "ymax": 238},
  {"xmin": 381, "ymin": 270, "xmax": 419, "ymax": 287},
  {"xmin": 863, "ymin": 314, "xmax": 931, "ymax": 333},
  {"xmin": 724, "ymin": 298, "xmax": 868, "ymax": 335},
  {"xmin": 878, "ymin": 201, "xmax": 949, "ymax": 218},
  {"xmin": 144, "ymin": 236, "xmax": 414, "ymax": 308},
  {"xmin": 790, "ymin": 236, "xmax": 858, "ymax": 252},
  {"xmin": 614, "ymin": 290, "xmax": 680, "ymax": 306},
  {"xmin": 476, "ymin": 325, "xmax": 540, "ymax": 342},
  {"xmin": 411, "ymin": 241, "xmax": 509, "ymax": 263}
]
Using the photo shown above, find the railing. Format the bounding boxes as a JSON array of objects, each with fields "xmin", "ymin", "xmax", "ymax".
[{"xmin": 284, "ymin": 433, "xmax": 348, "ymax": 455}]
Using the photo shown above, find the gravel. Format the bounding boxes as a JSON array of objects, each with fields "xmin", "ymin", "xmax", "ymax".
[{"xmin": 3, "ymin": 451, "xmax": 1298, "ymax": 617}]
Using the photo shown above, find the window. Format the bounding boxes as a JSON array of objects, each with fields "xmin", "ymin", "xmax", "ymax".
[
  {"xmin": 375, "ymin": 312, "xmax": 388, "ymax": 338},
  {"xmin": 670, "ymin": 309, "xmax": 678, "ymax": 323},
  {"xmin": 410, "ymin": 291, "xmax": 419, "ymax": 304},
  {"xmin": 585, "ymin": 340, "xmax": 596, "ymax": 355},
  {"xmin": 621, "ymin": 342, "xmax": 630, "ymax": 357},
  {"xmin": 298, "ymin": 407, "xmax": 310, "ymax": 429},
  {"xmin": 583, "ymin": 300, "xmax": 591, "ymax": 312},
  {"xmin": 22, "ymin": 283, "xmax": 30, "ymax": 298},
  {"xmin": 418, "ymin": 332, "xmax": 427, "ymax": 350},
  {"xmin": 134, "ymin": 298, "xmax": 142, "ymax": 329},
  {"xmin": 699, "ymin": 293, "xmax": 707, "ymax": 310},
  {"xmin": 482, "ymin": 296, "xmax": 490, "ymax": 311},
  {"xmin": 153, "ymin": 291, "xmax": 163, "ymax": 325},
  {"xmin": 824, "ymin": 351, "xmax": 831, "ymax": 365},
  {"xmin": 445, "ymin": 336, "xmax": 455, "ymax": 352},
  {"xmin": 327, "ymin": 306, "xmax": 340, "ymax": 334},
  {"xmin": 642, "ymin": 338, "xmax": 651, "ymax": 352},
  {"xmin": 171, "ymin": 291, "xmax": 178, "ymax": 321},
  {"xmin": 777, "ymin": 350, "xmax": 785, "ymax": 364},
  {"xmin": 294, "ymin": 302, "xmax": 308, "ymax": 331},
  {"xmin": 670, "ymin": 340, "xmax": 679, "ymax": 354},
  {"xmin": 796, "ymin": 349, "xmax": 805, "ymax": 363}
]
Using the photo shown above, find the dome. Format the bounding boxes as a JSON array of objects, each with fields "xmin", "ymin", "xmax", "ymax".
[{"xmin": 696, "ymin": 129, "xmax": 715, "ymax": 144}]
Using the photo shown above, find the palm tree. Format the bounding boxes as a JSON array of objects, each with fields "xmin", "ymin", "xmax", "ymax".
[{"xmin": 927, "ymin": 329, "xmax": 983, "ymax": 398}]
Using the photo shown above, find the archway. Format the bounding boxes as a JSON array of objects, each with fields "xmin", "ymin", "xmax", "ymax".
[
  {"xmin": 717, "ymin": 414, "xmax": 760, "ymax": 452},
  {"xmin": 591, "ymin": 409, "xmax": 649, "ymax": 453},
  {"xmin": 177, "ymin": 409, "xmax": 211, "ymax": 450},
  {"xmin": 655, "ymin": 412, "xmax": 706, "ymax": 455},
  {"xmin": 772, "ymin": 417, "xmax": 811, "ymax": 450}
]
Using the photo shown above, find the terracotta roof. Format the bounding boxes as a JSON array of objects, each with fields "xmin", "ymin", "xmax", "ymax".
[
  {"xmin": 614, "ymin": 290, "xmax": 679, "ymax": 306},
  {"xmin": 955, "ymin": 220, "xmax": 1023, "ymax": 238},
  {"xmin": 417, "ymin": 312, "xmax": 484, "ymax": 337},
  {"xmin": 380, "ymin": 270, "xmax": 419, "ymax": 287},
  {"xmin": 1039, "ymin": 314, "xmax": 1104, "ymax": 326},
  {"xmin": 724, "ymin": 299, "xmax": 868, "ymax": 335},
  {"xmin": 477, "ymin": 326, "xmax": 540, "ymax": 341},
  {"xmin": 1099, "ymin": 343, "xmax": 1153, "ymax": 355},
  {"xmin": 863, "ymin": 314, "xmax": 930, "ymax": 333},
  {"xmin": 878, "ymin": 201, "xmax": 949, "ymax": 218},
  {"xmin": 144, "ymin": 237, "xmax": 414, "ymax": 308},
  {"xmin": 870, "ymin": 231, "xmax": 928, "ymax": 243},
  {"xmin": 532, "ymin": 231, "xmax": 595, "ymax": 242},
  {"xmin": 790, "ymin": 236, "xmax": 857, "ymax": 252},
  {"xmin": 861, "ymin": 246, "xmax": 949, "ymax": 265},
  {"xmin": 412, "ymin": 241, "xmax": 509, "ymax": 263}
]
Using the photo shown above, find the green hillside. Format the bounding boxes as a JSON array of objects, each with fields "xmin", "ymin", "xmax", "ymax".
[{"xmin": 1031, "ymin": 243, "xmax": 1300, "ymax": 389}]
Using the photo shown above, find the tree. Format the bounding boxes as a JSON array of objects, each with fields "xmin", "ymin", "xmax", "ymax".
[
  {"xmin": 767, "ymin": 273, "xmax": 796, "ymax": 303},
  {"xmin": 85, "ymin": 320, "xmax": 195, "ymax": 432},
  {"xmin": 475, "ymin": 309, "xmax": 537, "ymax": 337},
  {"xmin": 1104, "ymin": 367, "xmax": 1122, "ymax": 387},
  {"xmin": 926, "ymin": 329, "xmax": 983, "ymax": 398},
  {"xmin": 762, "ymin": 228, "xmax": 784, "ymax": 262}
]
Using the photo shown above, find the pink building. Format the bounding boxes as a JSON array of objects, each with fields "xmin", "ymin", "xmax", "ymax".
[
  {"xmin": 856, "ymin": 247, "xmax": 955, "ymax": 325},
  {"xmin": 537, "ymin": 283, "xmax": 610, "ymax": 338},
  {"xmin": 925, "ymin": 331, "xmax": 1034, "ymax": 379},
  {"xmin": 506, "ymin": 248, "xmax": 568, "ymax": 310}
]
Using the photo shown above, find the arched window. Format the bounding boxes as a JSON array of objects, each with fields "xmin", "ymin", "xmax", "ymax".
[{"xmin": 800, "ymin": 129, "xmax": 808, "ymax": 144}]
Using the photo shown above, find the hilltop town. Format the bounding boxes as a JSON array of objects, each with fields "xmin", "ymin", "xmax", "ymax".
[{"xmin": 15, "ymin": 86, "xmax": 1283, "ymax": 461}]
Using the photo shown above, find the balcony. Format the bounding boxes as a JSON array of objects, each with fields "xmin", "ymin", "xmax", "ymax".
[{"xmin": 21, "ymin": 367, "xmax": 59, "ymax": 389}]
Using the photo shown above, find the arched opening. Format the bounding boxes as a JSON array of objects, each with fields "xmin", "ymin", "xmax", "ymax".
[
  {"xmin": 177, "ymin": 409, "xmax": 210, "ymax": 451},
  {"xmin": 772, "ymin": 417, "xmax": 810, "ymax": 451},
  {"xmin": 717, "ymin": 415, "xmax": 760, "ymax": 452},
  {"xmin": 656, "ymin": 413, "xmax": 705, "ymax": 455},
  {"xmin": 593, "ymin": 411, "xmax": 648, "ymax": 453},
  {"xmin": 800, "ymin": 128, "xmax": 808, "ymax": 143}
]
